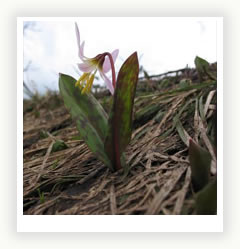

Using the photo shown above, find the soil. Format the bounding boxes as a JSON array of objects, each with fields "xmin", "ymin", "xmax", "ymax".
[{"xmin": 23, "ymin": 63, "xmax": 217, "ymax": 215}]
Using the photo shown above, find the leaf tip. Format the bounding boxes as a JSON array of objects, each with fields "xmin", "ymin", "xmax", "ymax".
[
  {"xmin": 189, "ymin": 138, "xmax": 196, "ymax": 150},
  {"xmin": 133, "ymin": 51, "xmax": 138, "ymax": 56}
]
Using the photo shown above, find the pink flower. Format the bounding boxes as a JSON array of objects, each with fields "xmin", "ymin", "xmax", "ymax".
[{"xmin": 75, "ymin": 23, "xmax": 119, "ymax": 95}]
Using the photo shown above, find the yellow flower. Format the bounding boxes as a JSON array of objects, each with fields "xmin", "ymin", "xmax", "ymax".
[{"xmin": 75, "ymin": 73, "xmax": 95, "ymax": 94}]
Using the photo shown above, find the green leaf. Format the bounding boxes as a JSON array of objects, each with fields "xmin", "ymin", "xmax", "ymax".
[
  {"xmin": 194, "ymin": 56, "xmax": 210, "ymax": 75},
  {"xmin": 189, "ymin": 139, "xmax": 212, "ymax": 192},
  {"xmin": 51, "ymin": 140, "xmax": 68, "ymax": 153},
  {"xmin": 195, "ymin": 177, "xmax": 217, "ymax": 215},
  {"xmin": 37, "ymin": 188, "xmax": 45, "ymax": 204},
  {"xmin": 51, "ymin": 159, "xmax": 59, "ymax": 169},
  {"xmin": 179, "ymin": 79, "xmax": 191, "ymax": 88},
  {"xmin": 194, "ymin": 56, "xmax": 216, "ymax": 80},
  {"xmin": 104, "ymin": 52, "xmax": 139, "ymax": 171},
  {"xmin": 39, "ymin": 130, "xmax": 49, "ymax": 139},
  {"xmin": 199, "ymin": 95, "xmax": 205, "ymax": 121},
  {"xmin": 175, "ymin": 119, "xmax": 188, "ymax": 145},
  {"xmin": 59, "ymin": 73, "xmax": 111, "ymax": 168},
  {"xmin": 212, "ymin": 109, "xmax": 217, "ymax": 149}
]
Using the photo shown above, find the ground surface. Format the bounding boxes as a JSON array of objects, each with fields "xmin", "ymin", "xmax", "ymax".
[{"xmin": 23, "ymin": 64, "xmax": 217, "ymax": 215}]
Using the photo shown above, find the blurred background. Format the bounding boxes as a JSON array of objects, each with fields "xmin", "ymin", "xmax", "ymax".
[{"xmin": 23, "ymin": 18, "xmax": 217, "ymax": 98}]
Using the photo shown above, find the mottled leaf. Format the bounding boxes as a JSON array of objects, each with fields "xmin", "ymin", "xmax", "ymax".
[
  {"xmin": 189, "ymin": 139, "xmax": 212, "ymax": 192},
  {"xmin": 59, "ymin": 73, "xmax": 111, "ymax": 168},
  {"xmin": 104, "ymin": 52, "xmax": 139, "ymax": 171}
]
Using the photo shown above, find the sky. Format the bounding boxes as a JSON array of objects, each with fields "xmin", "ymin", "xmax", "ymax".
[{"xmin": 23, "ymin": 17, "xmax": 217, "ymax": 96}]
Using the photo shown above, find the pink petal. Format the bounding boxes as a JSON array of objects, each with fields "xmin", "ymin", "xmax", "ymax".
[
  {"xmin": 79, "ymin": 41, "xmax": 85, "ymax": 60},
  {"xmin": 77, "ymin": 63, "xmax": 95, "ymax": 73},
  {"xmin": 111, "ymin": 49, "xmax": 119, "ymax": 63},
  {"xmin": 100, "ymin": 71, "xmax": 114, "ymax": 95},
  {"xmin": 102, "ymin": 49, "xmax": 119, "ymax": 73},
  {"xmin": 75, "ymin": 23, "xmax": 81, "ymax": 57}
]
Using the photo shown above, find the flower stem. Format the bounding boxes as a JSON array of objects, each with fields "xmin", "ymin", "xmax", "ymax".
[
  {"xmin": 104, "ymin": 53, "xmax": 121, "ymax": 171},
  {"xmin": 105, "ymin": 52, "xmax": 116, "ymax": 89}
]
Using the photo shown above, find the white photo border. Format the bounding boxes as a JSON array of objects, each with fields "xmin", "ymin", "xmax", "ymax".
[{"xmin": 17, "ymin": 17, "xmax": 223, "ymax": 232}]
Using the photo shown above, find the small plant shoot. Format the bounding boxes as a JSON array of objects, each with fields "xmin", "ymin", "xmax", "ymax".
[{"xmin": 59, "ymin": 23, "xmax": 139, "ymax": 172}]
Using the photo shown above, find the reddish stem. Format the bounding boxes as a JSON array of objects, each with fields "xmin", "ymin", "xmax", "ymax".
[
  {"xmin": 103, "ymin": 53, "xmax": 121, "ymax": 171},
  {"xmin": 105, "ymin": 52, "xmax": 116, "ymax": 89}
]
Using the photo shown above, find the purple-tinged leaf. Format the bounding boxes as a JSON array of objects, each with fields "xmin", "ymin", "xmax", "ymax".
[
  {"xmin": 104, "ymin": 52, "xmax": 139, "ymax": 171},
  {"xmin": 59, "ymin": 73, "xmax": 111, "ymax": 169}
]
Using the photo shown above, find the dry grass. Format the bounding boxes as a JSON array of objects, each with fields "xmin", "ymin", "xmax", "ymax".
[{"xmin": 23, "ymin": 64, "xmax": 217, "ymax": 215}]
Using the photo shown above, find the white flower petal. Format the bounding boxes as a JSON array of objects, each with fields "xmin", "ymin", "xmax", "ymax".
[
  {"xmin": 75, "ymin": 23, "xmax": 82, "ymax": 58},
  {"xmin": 100, "ymin": 71, "xmax": 114, "ymax": 95},
  {"xmin": 77, "ymin": 63, "xmax": 96, "ymax": 73},
  {"xmin": 79, "ymin": 41, "xmax": 86, "ymax": 60},
  {"xmin": 102, "ymin": 49, "xmax": 119, "ymax": 73}
]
